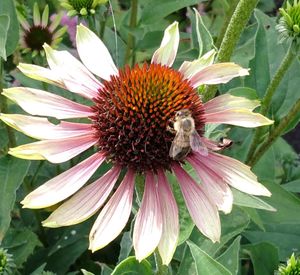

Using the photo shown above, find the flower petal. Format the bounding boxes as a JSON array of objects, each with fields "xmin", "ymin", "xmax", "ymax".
[
  {"xmin": 18, "ymin": 63, "xmax": 65, "ymax": 88},
  {"xmin": 172, "ymin": 163, "xmax": 221, "ymax": 242},
  {"xmin": 193, "ymin": 151, "xmax": 271, "ymax": 196},
  {"xmin": 21, "ymin": 152, "xmax": 105, "ymax": 208},
  {"xmin": 179, "ymin": 49, "xmax": 216, "ymax": 79},
  {"xmin": 188, "ymin": 155, "xmax": 233, "ymax": 214},
  {"xmin": 157, "ymin": 169, "xmax": 179, "ymax": 265},
  {"xmin": 3, "ymin": 87, "xmax": 94, "ymax": 119},
  {"xmin": 0, "ymin": 113, "xmax": 93, "ymax": 140},
  {"xmin": 189, "ymin": 63, "xmax": 249, "ymax": 88},
  {"xmin": 43, "ymin": 165, "xmax": 121, "ymax": 227},
  {"xmin": 203, "ymin": 94, "xmax": 274, "ymax": 127},
  {"xmin": 76, "ymin": 24, "xmax": 118, "ymax": 80},
  {"xmin": 89, "ymin": 169, "xmax": 135, "ymax": 252},
  {"xmin": 133, "ymin": 171, "xmax": 163, "ymax": 261},
  {"xmin": 44, "ymin": 44, "xmax": 102, "ymax": 99},
  {"xmin": 151, "ymin": 22, "xmax": 179, "ymax": 67},
  {"xmin": 9, "ymin": 134, "xmax": 98, "ymax": 163}
]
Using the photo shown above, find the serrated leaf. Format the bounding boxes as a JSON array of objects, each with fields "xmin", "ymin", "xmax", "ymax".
[
  {"xmin": 0, "ymin": 156, "xmax": 30, "ymax": 240},
  {"xmin": 232, "ymin": 188, "xmax": 276, "ymax": 211},
  {"xmin": 0, "ymin": 14, "xmax": 9, "ymax": 60},
  {"xmin": 2, "ymin": 228, "xmax": 42, "ymax": 267},
  {"xmin": 112, "ymin": 256, "xmax": 152, "ymax": 275},
  {"xmin": 217, "ymin": 236, "xmax": 241, "ymax": 275},
  {"xmin": 0, "ymin": 0, "xmax": 19, "ymax": 56},
  {"xmin": 188, "ymin": 241, "xmax": 231, "ymax": 275}
]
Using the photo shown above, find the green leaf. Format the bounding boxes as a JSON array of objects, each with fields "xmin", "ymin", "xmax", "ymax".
[
  {"xmin": 2, "ymin": 228, "xmax": 42, "ymax": 267},
  {"xmin": 141, "ymin": 0, "xmax": 203, "ymax": 24},
  {"xmin": 0, "ymin": 14, "xmax": 9, "ymax": 60},
  {"xmin": 217, "ymin": 236, "xmax": 241, "ymax": 275},
  {"xmin": 0, "ymin": 156, "xmax": 30, "ymax": 241},
  {"xmin": 81, "ymin": 269, "xmax": 95, "ymax": 275},
  {"xmin": 0, "ymin": 0, "xmax": 19, "ymax": 57},
  {"xmin": 188, "ymin": 241, "xmax": 231, "ymax": 275},
  {"xmin": 189, "ymin": 8, "xmax": 215, "ymax": 57},
  {"xmin": 282, "ymin": 179, "xmax": 300, "ymax": 192},
  {"xmin": 111, "ymin": 256, "xmax": 152, "ymax": 275},
  {"xmin": 227, "ymin": 87, "xmax": 258, "ymax": 100},
  {"xmin": 243, "ymin": 242, "xmax": 279, "ymax": 275},
  {"xmin": 232, "ymin": 188, "xmax": 276, "ymax": 211}
]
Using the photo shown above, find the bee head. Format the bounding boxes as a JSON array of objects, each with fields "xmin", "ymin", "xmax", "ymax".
[{"xmin": 175, "ymin": 109, "xmax": 191, "ymax": 119}]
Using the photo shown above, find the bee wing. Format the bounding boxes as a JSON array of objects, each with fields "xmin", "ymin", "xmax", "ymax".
[
  {"xmin": 190, "ymin": 131, "xmax": 208, "ymax": 156},
  {"xmin": 169, "ymin": 130, "xmax": 185, "ymax": 158}
]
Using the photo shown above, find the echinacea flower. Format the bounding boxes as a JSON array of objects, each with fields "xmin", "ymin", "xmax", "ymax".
[
  {"xmin": 18, "ymin": 3, "xmax": 67, "ymax": 57},
  {"xmin": 0, "ymin": 21, "xmax": 273, "ymax": 265},
  {"xmin": 60, "ymin": 0, "xmax": 108, "ymax": 17},
  {"xmin": 277, "ymin": 0, "xmax": 300, "ymax": 44}
]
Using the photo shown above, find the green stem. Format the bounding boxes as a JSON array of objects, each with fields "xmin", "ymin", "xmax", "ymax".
[
  {"xmin": 204, "ymin": 0, "xmax": 259, "ymax": 101},
  {"xmin": 249, "ymin": 98, "xmax": 300, "ymax": 166},
  {"xmin": 125, "ymin": 0, "xmax": 138, "ymax": 66},
  {"xmin": 0, "ymin": 58, "xmax": 16, "ymax": 148},
  {"xmin": 246, "ymin": 45, "xmax": 295, "ymax": 164},
  {"xmin": 155, "ymin": 251, "xmax": 169, "ymax": 275},
  {"xmin": 215, "ymin": 0, "xmax": 239, "ymax": 48}
]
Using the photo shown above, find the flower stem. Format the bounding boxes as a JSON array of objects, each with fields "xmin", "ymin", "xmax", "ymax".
[
  {"xmin": 204, "ymin": 0, "xmax": 259, "ymax": 101},
  {"xmin": 248, "ymin": 98, "xmax": 300, "ymax": 166},
  {"xmin": 246, "ymin": 45, "xmax": 295, "ymax": 164},
  {"xmin": 125, "ymin": 0, "xmax": 138, "ymax": 66},
  {"xmin": 155, "ymin": 251, "xmax": 169, "ymax": 275},
  {"xmin": 99, "ymin": 3, "xmax": 110, "ymax": 39},
  {"xmin": 0, "ymin": 58, "xmax": 16, "ymax": 148}
]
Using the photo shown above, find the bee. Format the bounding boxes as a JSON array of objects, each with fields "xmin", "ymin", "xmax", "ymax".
[{"xmin": 169, "ymin": 109, "xmax": 208, "ymax": 160}]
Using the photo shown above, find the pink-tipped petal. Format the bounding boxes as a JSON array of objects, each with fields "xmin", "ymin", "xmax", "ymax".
[
  {"xmin": 43, "ymin": 165, "xmax": 121, "ymax": 227},
  {"xmin": 0, "ymin": 113, "xmax": 93, "ymax": 140},
  {"xmin": 194, "ymin": 152, "xmax": 271, "ymax": 196},
  {"xmin": 172, "ymin": 163, "xmax": 221, "ymax": 242},
  {"xmin": 76, "ymin": 24, "xmax": 118, "ymax": 80},
  {"xmin": 188, "ymin": 156, "xmax": 233, "ymax": 214},
  {"xmin": 157, "ymin": 170, "xmax": 179, "ymax": 265},
  {"xmin": 189, "ymin": 63, "xmax": 249, "ymax": 88},
  {"xmin": 3, "ymin": 87, "xmax": 94, "ymax": 119},
  {"xmin": 133, "ymin": 172, "xmax": 163, "ymax": 261},
  {"xmin": 43, "ymin": 44, "xmax": 102, "ymax": 99},
  {"xmin": 89, "ymin": 169, "xmax": 135, "ymax": 252},
  {"xmin": 21, "ymin": 152, "xmax": 105, "ymax": 208},
  {"xmin": 9, "ymin": 134, "xmax": 98, "ymax": 163},
  {"xmin": 151, "ymin": 22, "xmax": 179, "ymax": 67},
  {"xmin": 18, "ymin": 63, "xmax": 65, "ymax": 88},
  {"xmin": 203, "ymin": 94, "xmax": 274, "ymax": 127},
  {"xmin": 179, "ymin": 49, "xmax": 216, "ymax": 79}
]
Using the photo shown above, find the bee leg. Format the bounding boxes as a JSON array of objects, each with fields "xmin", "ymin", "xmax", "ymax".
[{"xmin": 167, "ymin": 125, "xmax": 176, "ymax": 134}]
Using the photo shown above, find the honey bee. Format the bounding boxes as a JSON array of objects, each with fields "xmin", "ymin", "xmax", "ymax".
[{"xmin": 169, "ymin": 109, "xmax": 208, "ymax": 160}]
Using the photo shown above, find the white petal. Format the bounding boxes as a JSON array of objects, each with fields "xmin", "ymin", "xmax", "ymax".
[
  {"xmin": 44, "ymin": 44, "xmax": 102, "ymax": 99},
  {"xmin": 133, "ymin": 172, "xmax": 163, "ymax": 261},
  {"xmin": 179, "ymin": 49, "xmax": 216, "ymax": 79},
  {"xmin": 18, "ymin": 63, "xmax": 65, "ymax": 88},
  {"xmin": 151, "ymin": 22, "xmax": 179, "ymax": 67},
  {"xmin": 0, "ymin": 113, "xmax": 93, "ymax": 140},
  {"xmin": 9, "ymin": 134, "xmax": 98, "ymax": 163},
  {"xmin": 21, "ymin": 152, "xmax": 105, "ymax": 208},
  {"xmin": 172, "ymin": 163, "xmax": 221, "ymax": 242},
  {"xmin": 189, "ymin": 63, "xmax": 249, "ymax": 88},
  {"xmin": 76, "ymin": 24, "xmax": 118, "ymax": 80},
  {"xmin": 194, "ymin": 152, "xmax": 271, "ymax": 196},
  {"xmin": 89, "ymin": 169, "xmax": 135, "ymax": 251},
  {"xmin": 157, "ymin": 170, "xmax": 179, "ymax": 265},
  {"xmin": 43, "ymin": 165, "xmax": 121, "ymax": 227},
  {"xmin": 3, "ymin": 87, "xmax": 94, "ymax": 119}
]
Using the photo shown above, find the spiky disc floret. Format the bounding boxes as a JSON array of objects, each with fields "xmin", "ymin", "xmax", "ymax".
[
  {"xmin": 24, "ymin": 26, "xmax": 53, "ymax": 51},
  {"xmin": 92, "ymin": 63, "xmax": 205, "ymax": 172},
  {"xmin": 0, "ymin": 248, "xmax": 15, "ymax": 275},
  {"xmin": 61, "ymin": 0, "xmax": 107, "ymax": 16},
  {"xmin": 277, "ymin": 0, "xmax": 300, "ymax": 43},
  {"xmin": 277, "ymin": 253, "xmax": 300, "ymax": 275}
]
